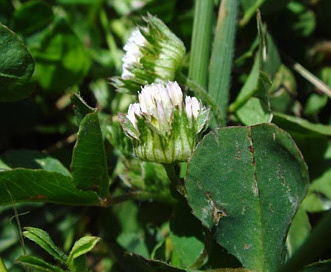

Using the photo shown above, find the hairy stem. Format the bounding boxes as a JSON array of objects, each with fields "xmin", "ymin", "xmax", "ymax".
[{"xmin": 163, "ymin": 163, "xmax": 186, "ymax": 196}]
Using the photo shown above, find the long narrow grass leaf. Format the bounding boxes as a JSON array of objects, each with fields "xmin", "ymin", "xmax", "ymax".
[
  {"xmin": 188, "ymin": 0, "xmax": 213, "ymax": 88},
  {"xmin": 208, "ymin": 0, "xmax": 238, "ymax": 126}
]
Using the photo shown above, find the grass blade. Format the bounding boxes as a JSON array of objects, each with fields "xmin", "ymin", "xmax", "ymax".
[
  {"xmin": 208, "ymin": 0, "xmax": 238, "ymax": 126},
  {"xmin": 188, "ymin": 0, "xmax": 213, "ymax": 88}
]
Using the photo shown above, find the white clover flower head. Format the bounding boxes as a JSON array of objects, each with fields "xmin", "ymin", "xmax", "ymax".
[
  {"xmin": 112, "ymin": 14, "xmax": 186, "ymax": 94},
  {"xmin": 119, "ymin": 81, "xmax": 209, "ymax": 164},
  {"xmin": 121, "ymin": 29, "xmax": 146, "ymax": 79}
]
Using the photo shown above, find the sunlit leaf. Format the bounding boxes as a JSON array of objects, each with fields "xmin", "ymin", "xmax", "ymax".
[{"xmin": 67, "ymin": 236, "xmax": 100, "ymax": 267}]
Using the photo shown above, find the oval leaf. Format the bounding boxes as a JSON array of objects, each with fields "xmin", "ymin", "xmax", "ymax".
[
  {"xmin": 67, "ymin": 236, "xmax": 100, "ymax": 265},
  {"xmin": 71, "ymin": 111, "xmax": 109, "ymax": 199},
  {"xmin": 185, "ymin": 123, "xmax": 309, "ymax": 272},
  {"xmin": 0, "ymin": 23, "xmax": 35, "ymax": 101}
]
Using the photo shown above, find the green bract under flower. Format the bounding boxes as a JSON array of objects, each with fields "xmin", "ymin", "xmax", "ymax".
[
  {"xmin": 112, "ymin": 14, "xmax": 186, "ymax": 94},
  {"xmin": 119, "ymin": 81, "xmax": 209, "ymax": 164}
]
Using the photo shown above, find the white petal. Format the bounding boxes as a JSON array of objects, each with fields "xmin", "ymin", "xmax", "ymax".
[
  {"xmin": 121, "ymin": 29, "xmax": 147, "ymax": 79},
  {"xmin": 185, "ymin": 96, "xmax": 193, "ymax": 121},
  {"xmin": 124, "ymin": 29, "xmax": 146, "ymax": 49},
  {"xmin": 139, "ymin": 85, "xmax": 157, "ymax": 115},
  {"xmin": 156, "ymin": 83, "xmax": 172, "ymax": 119},
  {"xmin": 166, "ymin": 81, "xmax": 183, "ymax": 109},
  {"xmin": 127, "ymin": 103, "xmax": 141, "ymax": 129},
  {"xmin": 190, "ymin": 97, "xmax": 200, "ymax": 119}
]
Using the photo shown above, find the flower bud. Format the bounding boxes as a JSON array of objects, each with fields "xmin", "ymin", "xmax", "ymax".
[
  {"xmin": 112, "ymin": 14, "xmax": 186, "ymax": 93},
  {"xmin": 119, "ymin": 81, "xmax": 209, "ymax": 164}
]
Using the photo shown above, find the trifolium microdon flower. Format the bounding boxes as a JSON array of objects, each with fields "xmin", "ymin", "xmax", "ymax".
[
  {"xmin": 119, "ymin": 81, "xmax": 209, "ymax": 164},
  {"xmin": 112, "ymin": 14, "xmax": 186, "ymax": 93}
]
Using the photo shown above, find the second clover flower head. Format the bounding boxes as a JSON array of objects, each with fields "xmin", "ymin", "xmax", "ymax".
[
  {"xmin": 112, "ymin": 14, "xmax": 186, "ymax": 94},
  {"xmin": 119, "ymin": 81, "xmax": 210, "ymax": 164}
]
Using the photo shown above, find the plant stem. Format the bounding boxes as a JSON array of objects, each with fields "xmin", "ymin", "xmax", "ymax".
[
  {"xmin": 109, "ymin": 191, "xmax": 169, "ymax": 205},
  {"xmin": 189, "ymin": 228, "xmax": 212, "ymax": 269},
  {"xmin": 163, "ymin": 164, "xmax": 186, "ymax": 196},
  {"xmin": 282, "ymin": 53, "xmax": 331, "ymax": 99},
  {"xmin": 292, "ymin": 62, "xmax": 331, "ymax": 99},
  {"xmin": 283, "ymin": 209, "xmax": 331, "ymax": 271},
  {"xmin": 177, "ymin": 72, "xmax": 225, "ymax": 127}
]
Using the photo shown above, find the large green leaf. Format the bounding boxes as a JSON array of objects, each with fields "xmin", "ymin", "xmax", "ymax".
[
  {"xmin": 0, "ymin": 169, "xmax": 100, "ymax": 206},
  {"xmin": 185, "ymin": 123, "xmax": 309, "ymax": 272},
  {"xmin": 0, "ymin": 23, "xmax": 35, "ymax": 102}
]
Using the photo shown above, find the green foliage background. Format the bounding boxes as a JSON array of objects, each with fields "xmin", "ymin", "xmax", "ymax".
[{"xmin": 1, "ymin": 0, "xmax": 331, "ymax": 271}]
